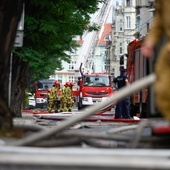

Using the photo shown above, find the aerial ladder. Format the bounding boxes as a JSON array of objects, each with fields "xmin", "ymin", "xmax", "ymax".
[
  {"xmin": 73, "ymin": 0, "xmax": 116, "ymax": 112},
  {"xmin": 75, "ymin": 0, "xmax": 111, "ymax": 75}
]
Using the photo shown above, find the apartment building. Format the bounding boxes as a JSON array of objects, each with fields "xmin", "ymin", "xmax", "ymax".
[
  {"xmin": 50, "ymin": 0, "xmax": 156, "ymax": 84},
  {"xmin": 136, "ymin": 0, "xmax": 155, "ymax": 36},
  {"xmin": 51, "ymin": 0, "xmax": 113, "ymax": 85},
  {"xmin": 110, "ymin": 0, "xmax": 155, "ymax": 77},
  {"xmin": 111, "ymin": 0, "xmax": 136, "ymax": 77}
]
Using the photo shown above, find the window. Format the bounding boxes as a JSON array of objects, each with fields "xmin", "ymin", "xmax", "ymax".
[
  {"xmin": 147, "ymin": 23, "xmax": 150, "ymax": 32},
  {"xmin": 145, "ymin": 0, "xmax": 149, "ymax": 5},
  {"xmin": 119, "ymin": 20, "xmax": 123, "ymax": 32},
  {"xmin": 119, "ymin": 43, "xmax": 123, "ymax": 55},
  {"xmin": 136, "ymin": 17, "xmax": 140, "ymax": 32},
  {"xmin": 58, "ymin": 74, "xmax": 63, "ymax": 84},
  {"xmin": 50, "ymin": 75, "xmax": 55, "ymax": 79},
  {"xmin": 126, "ymin": 0, "xmax": 131, "ymax": 6},
  {"xmin": 120, "ymin": 56, "xmax": 124, "ymax": 65},
  {"xmin": 69, "ymin": 61, "xmax": 76, "ymax": 70},
  {"xmin": 126, "ymin": 40, "xmax": 130, "ymax": 44},
  {"xmin": 126, "ymin": 16, "xmax": 131, "ymax": 29},
  {"xmin": 69, "ymin": 75, "xmax": 75, "ymax": 83},
  {"xmin": 83, "ymin": 76, "xmax": 110, "ymax": 86}
]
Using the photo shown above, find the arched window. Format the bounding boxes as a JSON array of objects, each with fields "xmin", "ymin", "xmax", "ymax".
[{"xmin": 126, "ymin": 0, "xmax": 131, "ymax": 6}]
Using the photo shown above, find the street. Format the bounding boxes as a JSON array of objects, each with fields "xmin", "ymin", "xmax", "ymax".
[
  {"xmin": 0, "ymin": 107, "xmax": 169, "ymax": 170},
  {"xmin": 0, "ymin": 98, "xmax": 168, "ymax": 170},
  {"xmin": 13, "ymin": 106, "xmax": 146, "ymax": 148}
]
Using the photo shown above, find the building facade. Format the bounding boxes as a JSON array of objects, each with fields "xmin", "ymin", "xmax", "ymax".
[
  {"xmin": 50, "ymin": 0, "xmax": 156, "ymax": 85},
  {"xmin": 111, "ymin": 0, "xmax": 136, "ymax": 77},
  {"xmin": 110, "ymin": 0, "xmax": 155, "ymax": 77},
  {"xmin": 51, "ymin": 0, "xmax": 113, "ymax": 85}
]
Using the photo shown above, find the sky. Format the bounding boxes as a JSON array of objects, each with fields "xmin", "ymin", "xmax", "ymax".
[
  {"xmin": 107, "ymin": 0, "xmax": 122, "ymax": 23},
  {"xmin": 90, "ymin": 0, "xmax": 123, "ymax": 24},
  {"xmin": 114, "ymin": 0, "xmax": 122, "ymax": 6}
]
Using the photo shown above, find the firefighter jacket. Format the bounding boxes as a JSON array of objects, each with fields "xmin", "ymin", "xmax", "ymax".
[
  {"xmin": 50, "ymin": 86, "xmax": 59, "ymax": 100},
  {"xmin": 144, "ymin": 0, "xmax": 170, "ymax": 121}
]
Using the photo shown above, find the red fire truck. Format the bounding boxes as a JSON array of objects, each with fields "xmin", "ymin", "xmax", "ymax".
[
  {"xmin": 127, "ymin": 37, "xmax": 155, "ymax": 117},
  {"xmin": 127, "ymin": 38, "xmax": 147, "ymax": 117},
  {"xmin": 127, "ymin": 36, "xmax": 167, "ymax": 118},
  {"xmin": 34, "ymin": 79, "xmax": 55, "ymax": 109},
  {"xmin": 34, "ymin": 79, "xmax": 80, "ymax": 110},
  {"xmin": 76, "ymin": 64, "xmax": 115, "ymax": 111}
]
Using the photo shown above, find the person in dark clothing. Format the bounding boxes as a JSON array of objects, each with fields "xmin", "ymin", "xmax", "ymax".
[{"xmin": 113, "ymin": 68, "xmax": 131, "ymax": 119}]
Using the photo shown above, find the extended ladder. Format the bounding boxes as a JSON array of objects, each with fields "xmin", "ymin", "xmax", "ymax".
[{"xmin": 75, "ymin": 0, "xmax": 111, "ymax": 74}]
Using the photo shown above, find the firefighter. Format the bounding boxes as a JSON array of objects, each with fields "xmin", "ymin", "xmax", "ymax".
[
  {"xmin": 50, "ymin": 80, "xmax": 60, "ymax": 112},
  {"xmin": 59, "ymin": 83, "xmax": 68, "ymax": 112},
  {"xmin": 142, "ymin": 0, "xmax": 170, "ymax": 121},
  {"xmin": 66, "ymin": 82, "xmax": 74, "ymax": 112},
  {"xmin": 47, "ymin": 89, "xmax": 54, "ymax": 113}
]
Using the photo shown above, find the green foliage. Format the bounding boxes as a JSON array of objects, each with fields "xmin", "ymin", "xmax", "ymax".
[
  {"xmin": 24, "ymin": 91, "xmax": 29, "ymax": 107},
  {"xmin": 15, "ymin": 0, "xmax": 101, "ymax": 88},
  {"xmin": 133, "ymin": 32, "xmax": 140, "ymax": 38},
  {"xmin": 88, "ymin": 23, "xmax": 101, "ymax": 32}
]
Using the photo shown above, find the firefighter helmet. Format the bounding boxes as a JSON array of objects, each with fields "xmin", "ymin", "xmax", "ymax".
[
  {"xmin": 69, "ymin": 82, "xmax": 74, "ymax": 87},
  {"xmin": 65, "ymin": 82, "xmax": 70, "ymax": 87},
  {"xmin": 54, "ymin": 80, "xmax": 60, "ymax": 86}
]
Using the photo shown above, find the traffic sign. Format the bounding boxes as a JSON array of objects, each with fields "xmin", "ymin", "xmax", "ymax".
[
  {"xmin": 14, "ymin": 4, "xmax": 24, "ymax": 47},
  {"xmin": 14, "ymin": 31, "xmax": 24, "ymax": 47}
]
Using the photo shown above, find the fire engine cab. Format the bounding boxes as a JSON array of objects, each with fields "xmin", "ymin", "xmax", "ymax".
[
  {"xmin": 77, "ymin": 72, "xmax": 114, "ymax": 110},
  {"xmin": 34, "ymin": 79, "xmax": 55, "ymax": 109}
]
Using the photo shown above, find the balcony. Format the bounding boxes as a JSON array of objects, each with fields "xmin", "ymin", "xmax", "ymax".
[{"xmin": 123, "ymin": 7, "xmax": 135, "ymax": 13}]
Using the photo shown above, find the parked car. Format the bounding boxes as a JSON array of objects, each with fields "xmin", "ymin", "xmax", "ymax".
[{"xmin": 28, "ymin": 93, "xmax": 35, "ymax": 109}]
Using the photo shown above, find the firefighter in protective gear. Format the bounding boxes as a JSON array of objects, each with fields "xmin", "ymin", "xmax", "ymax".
[
  {"xmin": 66, "ymin": 82, "xmax": 74, "ymax": 112},
  {"xmin": 47, "ymin": 89, "xmax": 54, "ymax": 113},
  {"xmin": 59, "ymin": 83, "xmax": 68, "ymax": 112},
  {"xmin": 142, "ymin": 0, "xmax": 170, "ymax": 121},
  {"xmin": 50, "ymin": 80, "xmax": 60, "ymax": 112}
]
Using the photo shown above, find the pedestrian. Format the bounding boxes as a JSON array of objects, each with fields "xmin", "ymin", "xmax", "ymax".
[
  {"xmin": 141, "ymin": 0, "xmax": 170, "ymax": 121},
  {"xmin": 113, "ymin": 68, "xmax": 131, "ymax": 119}
]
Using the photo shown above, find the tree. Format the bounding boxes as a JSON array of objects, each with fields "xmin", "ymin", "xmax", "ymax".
[
  {"xmin": 0, "ymin": 0, "xmax": 102, "ymax": 134},
  {"xmin": 0, "ymin": 0, "xmax": 23, "ymax": 133}
]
